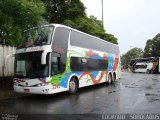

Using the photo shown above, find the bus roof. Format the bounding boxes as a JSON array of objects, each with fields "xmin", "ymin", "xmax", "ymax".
[
  {"xmin": 49, "ymin": 24, "xmax": 119, "ymax": 48},
  {"xmin": 131, "ymin": 57, "xmax": 158, "ymax": 61}
]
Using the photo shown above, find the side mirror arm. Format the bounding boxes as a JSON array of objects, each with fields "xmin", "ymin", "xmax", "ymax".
[{"xmin": 41, "ymin": 49, "xmax": 52, "ymax": 65}]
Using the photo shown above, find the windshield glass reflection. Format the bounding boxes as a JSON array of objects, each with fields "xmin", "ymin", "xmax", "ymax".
[
  {"xmin": 21, "ymin": 26, "xmax": 53, "ymax": 47},
  {"xmin": 14, "ymin": 52, "xmax": 49, "ymax": 79}
]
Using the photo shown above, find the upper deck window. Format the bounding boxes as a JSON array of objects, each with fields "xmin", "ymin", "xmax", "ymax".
[
  {"xmin": 21, "ymin": 26, "xmax": 54, "ymax": 48},
  {"xmin": 70, "ymin": 30, "xmax": 119, "ymax": 54}
]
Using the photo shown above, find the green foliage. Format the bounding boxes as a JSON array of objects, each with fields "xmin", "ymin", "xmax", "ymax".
[
  {"xmin": 42, "ymin": 0, "xmax": 86, "ymax": 23},
  {"xmin": 0, "ymin": 0, "xmax": 46, "ymax": 46},
  {"xmin": 0, "ymin": 0, "xmax": 118, "ymax": 46},
  {"xmin": 143, "ymin": 39, "xmax": 152, "ymax": 57},
  {"xmin": 121, "ymin": 47, "xmax": 144, "ymax": 69},
  {"xmin": 43, "ymin": 0, "xmax": 118, "ymax": 44},
  {"xmin": 143, "ymin": 33, "xmax": 160, "ymax": 57}
]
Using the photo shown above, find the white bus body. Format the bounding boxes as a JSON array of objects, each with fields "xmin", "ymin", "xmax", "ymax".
[{"xmin": 13, "ymin": 24, "xmax": 121, "ymax": 94}]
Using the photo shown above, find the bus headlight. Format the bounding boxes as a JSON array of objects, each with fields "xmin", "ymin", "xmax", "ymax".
[{"xmin": 37, "ymin": 83, "xmax": 49, "ymax": 87}]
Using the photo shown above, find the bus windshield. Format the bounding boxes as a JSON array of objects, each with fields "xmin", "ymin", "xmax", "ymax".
[
  {"xmin": 21, "ymin": 26, "xmax": 54, "ymax": 47},
  {"xmin": 14, "ymin": 52, "xmax": 49, "ymax": 79}
]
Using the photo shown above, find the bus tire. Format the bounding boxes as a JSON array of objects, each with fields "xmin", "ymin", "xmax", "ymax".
[
  {"xmin": 108, "ymin": 73, "xmax": 112, "ymax": 84},
  {"xmin": 147, "ymin": 69, "xmax": 150, "ymax": 74},
  {"xmin": 69, "ymin": 77, "xmax": 79, "ymax": 94},
  {"xmin": 112, "ymin": 73, "xmax": 116, "ymax": 83}
]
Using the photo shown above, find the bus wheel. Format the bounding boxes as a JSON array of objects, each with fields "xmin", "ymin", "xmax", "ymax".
[
  {"xmin": 108, "ymin": 73, "xmax": 112, "ymax": 84},
  {"xmin": 69, "ymin": 77, "xmax": 78, "ymax": 94},
  {"xmin": 147, "ymin": 69, "xmax": 150, "ymax": 74},
  {"xmin": 112, "ymin": 73, "xmax": 116, "ymax": 83}
]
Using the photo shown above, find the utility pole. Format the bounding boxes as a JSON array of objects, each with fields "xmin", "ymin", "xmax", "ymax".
[{"xmin": 101, "ymin": 0, "xmax": 104, "ymax": 26}]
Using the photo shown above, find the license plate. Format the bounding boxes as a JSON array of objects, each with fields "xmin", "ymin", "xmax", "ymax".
[{"xmin": 24, "ymin": 89, "xmax": 30, "ymax": 93}]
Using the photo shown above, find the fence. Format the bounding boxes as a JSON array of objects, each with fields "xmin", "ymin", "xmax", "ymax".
[
  {"xmin": 0, "ymin": 45, "xmax": 16, "ymax": 77},
  {"xmin": 0, "ymin": 45, "xmax": 16, "ymax": 90}
]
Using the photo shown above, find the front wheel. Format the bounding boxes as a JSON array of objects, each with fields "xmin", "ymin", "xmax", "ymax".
[{"xmin": 69, "ymin": 77, "xmax": 78, "ymax": 94}]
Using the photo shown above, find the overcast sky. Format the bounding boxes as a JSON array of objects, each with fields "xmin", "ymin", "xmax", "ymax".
[{"xmin": 80, "ymin": 0, "xmax": 160, "ymax": 55}]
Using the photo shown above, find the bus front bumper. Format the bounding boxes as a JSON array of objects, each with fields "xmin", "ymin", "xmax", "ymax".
[{"xmin": 13, "ymin": 84, "xmax": 54, "ymax": 94}]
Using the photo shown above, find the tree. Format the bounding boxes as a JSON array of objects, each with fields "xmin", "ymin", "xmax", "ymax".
[
  {"xmin": 151, "ymin": 33, "xmax": 160, "ymax": 56},
  {"xmin": 42, "ymin": 0, "xmax": 86, "ymax": 23},
  {"xmin": 0, "ymin": 0, "xmax": 118, "ymax": 46},
  {"xmin": 42, "ymin": 0, "xmax": 118, "ymax": 44},
  {"xmin": 0, "ymin": 0, "xmax": 46, "ymax": 46},
  {"xmin": 143, "ymin": 39, "xmax": 152, "ymax": 57},
  {"xmin": 121, "ymin": 47, "xmax": 144, "ymax": 69},
  {"xmin": 86, "ymin": 16, "xmax": 118, "ymax": 44},
  {"xmin": 143, "ymin": 33, "xmax": 160, "ymax": 57}
]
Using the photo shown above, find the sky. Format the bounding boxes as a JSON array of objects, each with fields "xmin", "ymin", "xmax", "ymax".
[{"xmin": 80, "ymin": 0, "xmax": 160, "ymax": 55}]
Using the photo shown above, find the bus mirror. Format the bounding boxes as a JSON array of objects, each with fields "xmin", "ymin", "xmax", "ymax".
[
  {"xmin": 41, "ymin": 49, "xmax": 52, "ymax": 65},
  {"xmin": 41, "ymin": 52, "xmax": 47, "ymax": 65}
]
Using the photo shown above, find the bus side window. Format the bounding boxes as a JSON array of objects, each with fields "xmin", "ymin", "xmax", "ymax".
[{"xmin": 51, "ymin": 56, "xmax": 60, "ymax": 76}]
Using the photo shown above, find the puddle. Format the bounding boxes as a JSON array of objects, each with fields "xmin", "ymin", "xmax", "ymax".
[
  {"xmin": 108, "ymin": 90, "xmax": 116, "ymax": 94},
  {"xmin": 124, "ymin": 85, "xmax": 137, "ymax": 88},
  {"xmin": 145, "ymin": 93, "xmax": 160, "ymax": 102},
  {"xmin": 145, "ymin": 86, "xmax": 152, "ymax": 89},
  {"xmin": 152, "ymin": 83, "xmax": 156, "ymax": 86},
  {"xmin": 96, "ymin": 96, "xmax": 100, "ymax": 99},
  {"xmin": 152, "ymin": 78, "xmax": 157, "ymax": 80},
  {"xmin": 145, "ymin": 93, "xmax": 159, "ymax": 97},
  {"xmin": 138, "ymin": 80, "xmax": 143, "ymax": 82},
  {"xmin": 128, "ymin": 86, "xmax": 135, "ymax": 88},
  {"xmin": 147, "ymin": 98, "xmax": 160, "ymax": 102}
]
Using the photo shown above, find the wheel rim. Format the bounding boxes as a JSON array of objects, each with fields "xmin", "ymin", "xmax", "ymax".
[
  {"xmin": 113, "ymin": 75, "xmax": 116, "ymax": 81},
  {"xmin": 108, "ymin": 75, "xmax": 111, "ymax": 83},
  {"xmin": 69, "ymin": 81, "xmax": 76, "ymax": 91}
]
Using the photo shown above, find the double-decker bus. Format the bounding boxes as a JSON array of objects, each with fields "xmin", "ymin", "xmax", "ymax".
[
  {"xmin": 130, "ymin": 57, "xmax": 160, "ymax": 74},
  {"xmin": 14, "ymin": 24, "xmax": 121, "ymax": 94}
]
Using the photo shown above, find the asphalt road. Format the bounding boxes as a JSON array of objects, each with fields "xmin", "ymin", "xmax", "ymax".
[{"xmin": 0, "ymin": 72, "xmax": 160, "ymax": 119}]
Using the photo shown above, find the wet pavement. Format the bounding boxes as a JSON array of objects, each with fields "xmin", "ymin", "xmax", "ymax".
[
  {"xmin": 0, "ymin": 72, "xmax": 160, "ymax": 115},
  {"xmin": 0, "ymin": 90, "xmax": 26, "ymax": 100}
]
